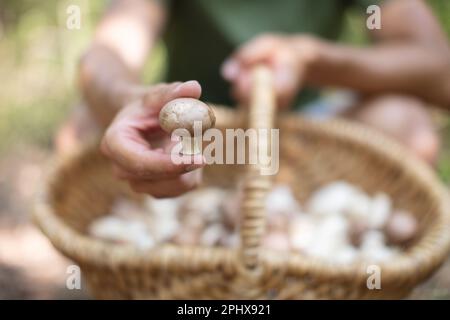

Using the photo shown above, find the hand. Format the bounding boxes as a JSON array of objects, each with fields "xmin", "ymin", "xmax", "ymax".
[
  {"xmin": 101, "ymin": 81, "xmax": 206, "ymax": 198},
  {"xmin": 221, "ymin": 34, "xmax": 323, "ymax": 108}
]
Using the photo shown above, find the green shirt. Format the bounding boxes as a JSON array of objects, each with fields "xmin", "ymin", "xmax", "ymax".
[{"xmin": 162, "ymin": 0, "xmax": 381, "ymax": 107}]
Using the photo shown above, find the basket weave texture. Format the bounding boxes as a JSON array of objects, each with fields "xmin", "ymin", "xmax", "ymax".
[{"xmin": 34, "ymin": 68, "xmax": 450, "ymax": 299}]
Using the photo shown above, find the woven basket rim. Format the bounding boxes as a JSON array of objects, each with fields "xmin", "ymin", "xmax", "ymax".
[{"xmin": 33, "ymin": 112, "xmax": 450, "ymax": 286}]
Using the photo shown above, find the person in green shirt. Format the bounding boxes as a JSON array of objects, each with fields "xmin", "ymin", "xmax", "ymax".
[{"xmin": 71, "ymin": 0, "xmax": 450, "ymax": 198}]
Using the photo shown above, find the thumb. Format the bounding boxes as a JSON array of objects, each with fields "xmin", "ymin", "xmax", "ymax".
[{"xmin": 144, "ymin": 80, "xmax": 203, "ymax": 112}]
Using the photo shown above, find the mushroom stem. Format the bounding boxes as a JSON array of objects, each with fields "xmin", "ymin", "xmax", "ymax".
[{"xmin": 181, "ymin": 136, "xmax": 201, "ymax": 155}]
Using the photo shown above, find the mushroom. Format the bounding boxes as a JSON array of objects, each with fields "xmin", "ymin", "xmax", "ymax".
[
  {"xmin": 221, "ymin": 190, "xmax": 242, "ymax": 231},
  {"xmin": 360, "ymin": 230, "xmax": 399, "ymax": 263},
  {"xmin": 159, "ymin": 98, "xmax": 216, "ymax": 154},
  {"xmin": 144, "ymin": 197, "xmax": 181, "ymax": 242},
  {"xmin": 384, "ymin": 210, "xmax": 418, "ymax": 244},
  {"xmin": 179, "ymin": 187, "xmax": 226, "ymax": 224},
  {"xmin": 332, "ymin": 246, "xmax": 359, "ymax": 265},
  {"xmin": 289, "ymin": 215, "xmax": 316, "ymax": 252},
  {"xmin": 348, "ymin": 219, "xmax": 369, "ymax": 247},
  {"xmin": 171, "ymin": 228, "xmax": 201, "ymax": 246},
  {"xmin": 304, "ymin": 215, "xmax": 350, "ymax": 260},
  {"xmin": 200, "ymin": 223, "xmax": 227, "ymax": 246},
  {"xmin": 88, "ymin": 216, "xmax": 155, "ymax": 250},
  {"xmin": 263, "ymin": 231, "xmax": 291, "ymax": 251},
  {"xmin": 265, "ymin": 184, "xmax": 301, "ymax": 232},
  {"xmin": 367, "ymin": 192, "xmax": 391, "ymax": 229},
  {"xmin": 219, "ymin": 232, "xmax": 239, "ymax": 247},
  {"xmin": 307, "ymin": 181, "xmax": 369, "ymax": 218}
]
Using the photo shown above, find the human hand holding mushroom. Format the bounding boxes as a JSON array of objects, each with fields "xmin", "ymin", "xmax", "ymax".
[{"xmin": 101, "ymin": 81, "xmax": 209, "ymax": 198}]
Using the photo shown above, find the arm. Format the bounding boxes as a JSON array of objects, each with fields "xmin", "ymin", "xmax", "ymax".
[
  {"xmin": 78, "ymin": 0, "xmax": 166, "ymax": 127},
  {"xmin": 223, "ymin": 0, "xmax": 450, "ymax": 109},
  {"xmin": 81, "ymin": 0, "xmax": 206, "ymax": 197},
  {"xmin": 307, "ymin": 0, "xmax": 450, "ymax": 108}
]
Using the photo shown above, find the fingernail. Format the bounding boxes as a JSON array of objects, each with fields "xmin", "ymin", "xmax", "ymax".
[
  {"xmin": 184, "ymin": 80, "xmax": 199, "ymax": 87},
  {"xmin": 222, "ymin": 59, "xmax": 239, "ymax": 80},
  {"xmin": 174, "ymin": 80, "xmax": 201, "ymax": 95},
  {"xmin": 174, "ymin": 82, "xmax": 184, "ymax": 93}
]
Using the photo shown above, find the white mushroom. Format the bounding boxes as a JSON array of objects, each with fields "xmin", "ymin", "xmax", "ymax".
[
  {"xmin": 360, "ymin": 230, "xmax": 398, "ymax": 263},
  {"xmin": 221, "ymin": 190, "xmax": 242, "ymax": 230},
  {"xmin": 289, "ymin": 215, "xmax": 317, "ymax": 252},
  {"xmin": 348, "ymin": 219, "xmax": 369, "ymax": 246},
  {"xmin": 109, "ymin": 198, "xmax": 149, "ymax": 220},
  {"xmin": 263, "ymin": 231, "xmax": 291, "ymax": 251},
  {"xmin": 332, "ymin": 246, "xmax": 359, "ymax": 265},
  {"xmin": 305, "ymin": 215, "xmax": 350, "ymax": 259},
  {"xmin": 145, "ymin": 197, "xmax": 181, "ymax": 242},
  {"xmin": 384, "ymin": 210, "xmax": 418, "ymax": 244},
  {"xmin": 88, "ymin": 216, "xmax": 155, "ymax": 250},
  {"xmin": 171, "ymin": 228, "xmax": 201, "ymax": 246},
  {"xmin": 344, "ymin": 192, "xmax": 372, "ymax": 222},
  {"xmin": 367, "ymin": 192, "xmax": 392, "ymax": 229},
  {"xmin": 179, "ymin": 188, "xmax": 227, "ymax": 224},
  {"xmin": 265, "ymin": 184, "xmax": 301, "ymax": 232},
  {"xmin": 200, "ymin": 224, "xmax": 227, "ymax": 246},
  {"xmin": 265, "ymin": 184, "xmax": 301, "ymax": 214},
  {"xmin": 159, "ymin": 98, "xmax": 215, "ymax": 154},
  {"xmin": 220, "ymin": 232, "xmax": 239, "ymax": 247},
  {"xmin": 307, "ymin": 181, "xmax": 368, "ymax": 218}
]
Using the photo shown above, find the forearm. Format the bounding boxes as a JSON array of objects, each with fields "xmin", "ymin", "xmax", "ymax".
[
  {"xmin": 78, "ymin": 0, "xmax": 165, "ymax": 127},
  {"xmin": 306, "ymin": 40, "xmax": 450, "ymax": 108},
  {"xmin": 302, "ymin": 0, "xmax": 450, "ymax": 109},
  {"xmin": 79, "ymin": 45, "xmax": 136, "ymax": 127}
]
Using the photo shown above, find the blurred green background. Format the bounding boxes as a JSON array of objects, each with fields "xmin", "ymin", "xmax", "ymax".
[
  {"xmin": 0, "ymin": 0, "xmax": 449, "ymax": 178},
  {"xmin": 1, "ymin": 0, "xmax": 450, "ymax": 182},
  {"xmin": 0, "ymin": 0, "xmax": 450, "ymax": 299},
  {"xmin": 0, "ymin": 0, "xmax": 164, "ymax": 153}
]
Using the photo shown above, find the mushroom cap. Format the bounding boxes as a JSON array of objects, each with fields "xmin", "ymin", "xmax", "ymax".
[
  {"xmin": 385, "ymin": 210, "xmax": 418, "ymax": 244},
  {"xmin": 159, "ymin": 98, "xmax": 216, "ymax": 134}
]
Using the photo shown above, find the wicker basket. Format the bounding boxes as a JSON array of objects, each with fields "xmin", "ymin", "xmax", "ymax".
[{"xmin": 34, "ymin": 68, "xmax": 450, "ymax": 299}]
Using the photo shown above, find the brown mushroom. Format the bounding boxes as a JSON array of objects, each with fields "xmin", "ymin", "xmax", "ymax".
[
  {"xmin": 159, "ymin": 98, "xmax": 215, "ymax": 154},
  {"xmin": 384, "ymin": 210, "xmax": 418, "ymax": 244}
]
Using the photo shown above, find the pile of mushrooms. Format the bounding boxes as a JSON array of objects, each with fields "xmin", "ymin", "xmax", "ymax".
[
  {"xmin": 88, "ymin": 188, "xmax": 236, "ymax": 249},
  {"xmin": 263, "ymin": 182, "xmax": 418, "ymax": 264},
  {"xmin": 89, "ymin": 181, "xmax": 418, "ymax": 264}
]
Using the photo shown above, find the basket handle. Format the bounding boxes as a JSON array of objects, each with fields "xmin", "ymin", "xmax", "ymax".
[{"xmin": 240, "ymin": 66, "xmax": 276, "ymax": 271}]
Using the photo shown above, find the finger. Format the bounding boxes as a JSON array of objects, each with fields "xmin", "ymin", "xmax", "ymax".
[
  {"xmin": 128, "ymin": 170, "xmax": 202, "ymax": 198},
  {"xmin": 222, "ymin": 35, "xmax": 280, "ymax": 81},
  {"xmin": 235, "ymin": 35, "xmax": 280, "ymax": 65},
  {"xmin": 102, "ymin": 129, "xmax": 205, "ymax": 179},
  {"xmin": 272, "ymin": 50, "xmax": 302, "ymax": 109},
  {"xmin": 221, "ymin": 58, "xmax": 240, "ymax": 81},
  {"xmin": 231, "ymin": 70, "xmax": 252, "ymax": 105},
  {"xmin": 111, "ymin": 159, "xmax": 197, "ymax": 181},
  {"xmin": 273, "ymin": 51, "xmax": 297, "ymax": 92},
  {"xmin": 143, "ymin": 80, "xmax": 202, "ymax": 113},
  {"xmin": 232, "ymin": 61, "xmax": 296, "ymax": 109},
  {"xmin": 111, "ymin": 164, "xmax": 162, "ymax": 181}
]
